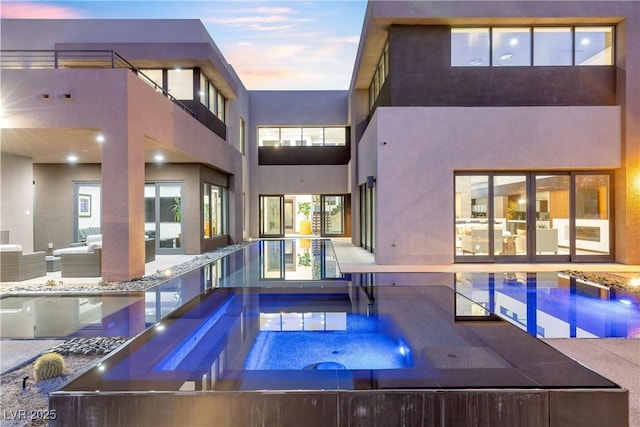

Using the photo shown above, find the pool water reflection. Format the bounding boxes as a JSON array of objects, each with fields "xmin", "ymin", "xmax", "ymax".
[{"xmin": 455, "ymin": 272, "xmax": 640, "ymax": 338}]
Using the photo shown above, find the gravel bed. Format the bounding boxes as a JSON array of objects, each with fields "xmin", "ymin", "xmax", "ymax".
[
  {"xmin": 560, "ymin": 270, "xmax": 640, "ymax": 295},
  {"xmin": 47, "ymin": 337, "xmax": 129, "ymax": 356}
]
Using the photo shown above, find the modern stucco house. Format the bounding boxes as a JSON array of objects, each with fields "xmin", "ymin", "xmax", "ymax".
[{"xmin": 1, "ymin": 0, "xmax": 639, "ymax": 282}]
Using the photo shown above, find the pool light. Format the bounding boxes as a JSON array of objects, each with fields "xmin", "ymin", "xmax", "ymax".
[
  {"xmin": 155, "ymin": 323, "xmax": 165, "ymax": 331},
  {"xmin": 164, "ymin": 269, "xmax": 172, "ymax": 277},
  {"xmin": 630, "ymin": 278, "xmax": 640, "ymax": 287},
  {"xmin": 619, "ymin": 299, "xmax": 632, "ymax": 305}
]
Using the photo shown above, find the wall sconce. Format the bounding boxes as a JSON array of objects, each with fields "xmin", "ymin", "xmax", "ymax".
[{"xmin": 366, "ymin": 175, "xmax": 376, "ymax": 188}]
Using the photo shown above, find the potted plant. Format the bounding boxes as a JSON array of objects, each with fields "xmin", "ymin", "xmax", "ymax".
[
  {"xmin": 297, "ymin": 202, "xmax": 312, "ymax": 235},
  {"xmin": 171, "ymin": 197, "xmax": 182, "ymax": 222}
]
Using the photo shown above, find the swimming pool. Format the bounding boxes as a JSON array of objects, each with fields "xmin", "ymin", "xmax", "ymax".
[
  {"xmin": 49, "ymin": 240, "xmax": 630, "ymax": 427},
  {"xmin": 455, "ymin": 271, "xmax": 640, "ymax": 338}
]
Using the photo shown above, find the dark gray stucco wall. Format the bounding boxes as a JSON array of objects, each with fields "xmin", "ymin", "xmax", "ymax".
[{"xmin": 385, "ymin": 25, "xmax": 616, "ymax": 107}]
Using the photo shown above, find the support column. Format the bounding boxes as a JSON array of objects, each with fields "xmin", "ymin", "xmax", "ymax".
[{"xmin": 101, "ymin": 126, "xmax": 146, "ymax": 282}]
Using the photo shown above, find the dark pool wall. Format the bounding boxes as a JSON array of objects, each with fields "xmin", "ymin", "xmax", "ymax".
[
  {"xmin": 371, "ymin": 25, "xmax": 616, "ymax": 113},
  {"xmin": 49, "ymin": 388, "xmax": 628, "ymax": 427}
]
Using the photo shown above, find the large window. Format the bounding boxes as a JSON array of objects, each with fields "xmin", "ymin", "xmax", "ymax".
[
  {"xmin": 140, "ymin": 69, "xmax": 195, "ymax": 99},
  {"xmin": 257, "ymin": 127, "xmax": 346, "ymax": 147},
  {"xmin": 455, "ymin": 172, "xmax": 612, "ymax": 262},
  {"xmin": 167, "ymin": 68, "xmax": 193, "ymax": 100},
  {"xmin": 533, "ymin": 27, "xmax": 573, "ymax": 65},
  {"xmin": 452, "ymin": 26, "xmax": 614, "ymax": 67},
  {"xmin": 203, "ymin": 183, "xmax": 228, "ymax": 238}
]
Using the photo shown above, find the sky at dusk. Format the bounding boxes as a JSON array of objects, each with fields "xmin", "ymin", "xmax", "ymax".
[{"xmin": 0, "ymin": 0, "xmax": 368, "ymax": 89}]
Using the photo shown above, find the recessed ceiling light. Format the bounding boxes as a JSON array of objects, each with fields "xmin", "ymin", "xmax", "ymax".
[
  {"xmin": 500, "ymin": 53, "xmax": 513, "ymax": 60},
  {"xmin": 154, "ymin": 154, "xmax": 165, "ymax": 162},
  {"xmin": 581, "ymin": 38, "xmax": 590, "ymax": 45},
  {"xmin": 67, "ymin": 155, "xmax": 78, "ymax": 162},
  {"xmin": 96, "ymin": 134, "xmax": 105, "ymax": 143},
  {"xmin": 509, "ymin": 38, "xmax": 519, "ymax": 46}
]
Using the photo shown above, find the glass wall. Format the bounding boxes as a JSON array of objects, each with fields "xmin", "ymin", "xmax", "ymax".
[
  {"xmin": 452, "ymin": 26, "xmax": 614, "ymax": 67},
  {"xmin": 455, "ymin": 172, "xmax": 612, "ymax": 261},
  {"xmin": 257, "ymin": 127, "xmax": 347, "ymax": 146}
]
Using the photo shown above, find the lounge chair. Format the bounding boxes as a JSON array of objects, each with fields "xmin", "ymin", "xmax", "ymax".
[{"xmin": 0, "ymin": 244, "xmax": 46, "ymax": 281}]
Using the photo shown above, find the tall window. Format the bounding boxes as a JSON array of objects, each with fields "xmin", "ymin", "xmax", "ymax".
[
  {"xmin": 199, "ymin": 73, "xmax": 227, "ymax": 123},
  {"xmin": 368, "ymin": 40, "xmax": 389, "ymax": 110},
  {"xmin": 240, "ymin": 118, "xmax": 246, "ymax": 155},
  {"xmin": 203, "ymin": 183, "xmax": 228, "ymax": 238}
]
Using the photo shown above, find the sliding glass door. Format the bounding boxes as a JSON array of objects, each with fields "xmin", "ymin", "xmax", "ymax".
[
  {"xmin": 259, "ymin": 195, "xmax": 284, "ymax": 237},
  {"xmin": 455, "ymin": 172, "xmax": 612, "ymax": 262},
  {"xmin": 145, "ymin": 183, "xmax": 183, "ymax": 254}
]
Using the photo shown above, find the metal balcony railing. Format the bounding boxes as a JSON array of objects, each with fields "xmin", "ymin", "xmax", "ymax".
[{"xmin": 0, "ymin": 49, "xmax": 195, "ymax": 117}]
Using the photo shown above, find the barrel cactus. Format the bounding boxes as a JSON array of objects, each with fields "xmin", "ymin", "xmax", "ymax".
[{"xmin": 34, "ymin": 352, "xmax": 65, "ymax": 381}]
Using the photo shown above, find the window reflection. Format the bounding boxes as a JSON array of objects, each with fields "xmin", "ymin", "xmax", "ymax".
[
  {"xmin": 451, "ymin": 28, "xmax": 490, "ymax": 66},
  {"xmin": 575, "ymin": 27, "xmax": 614, "ymax": 65},
  {"xmin": 534, "ymin": 28, "xmax": 573, "ymax": 65},
  {"xmin": 258, "ymin": 127, "xmax": 346, "ymax": 146},
  {"xmin": 492, "ymin": 28, "xmax": 531, "ymax": 66},
  {"xmin": 167, "ymin": 69, "xmax": 193, "ymax": 100}
]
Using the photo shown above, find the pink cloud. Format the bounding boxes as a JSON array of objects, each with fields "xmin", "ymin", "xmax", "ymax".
[{"xmin": 0, "ymin": 3, "xmax": 84, "ymax": 19}]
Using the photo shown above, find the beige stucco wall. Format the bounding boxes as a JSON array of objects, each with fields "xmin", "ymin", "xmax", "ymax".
[
  {"xmin": 2, "ymin": 67, "xmax": 243, "ymax": 279},
  {"xmin": 258, "ymin": 165, "xmax": 349, "ymax": 195},
  {"xmin": 33, "ymin": 164, "xmax": 101, "ymax": 254},
  {"xmin": 362, "ymin": 106, "xmax": 621, "ymax": 264},
  {"xmin": 0, "ymin": 153, "xmax": 35, "ymax": 252}
]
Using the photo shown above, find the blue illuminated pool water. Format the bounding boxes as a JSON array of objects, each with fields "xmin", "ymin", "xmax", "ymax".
[
  {"xmin": 244, "ymin": 314, "xmax": 413, "ymax": 370},
  {"xmin": 455, "ymin": 271, "xmax": 640, "ymax": 338}
]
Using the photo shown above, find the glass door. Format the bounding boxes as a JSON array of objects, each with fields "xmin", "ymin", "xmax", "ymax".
[
  {"xmin": 493, "ymin": 175, "xmax": 528, "ymax": 260},
  {"xmin": 573, "ymin": 174, "xmax": 612, "ymax": 260},
  {"xmin": 533, "ymin": 175, "xmax": 569, "ymax": 261},
  {"xmin": 321, "ymin": 195, "xmax": 346, "ymax": 236},
  {"xmin": 455, "ymin": 172, "xmax": 613, "ymax": 263},
  {"xmin": 259, "ymin": 195, "xmax": 284, "ymax": 237},
  {"xmin": 145, "ymin": 183, "xmax": 183, "ymax": 254}
]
